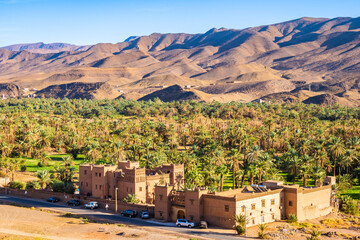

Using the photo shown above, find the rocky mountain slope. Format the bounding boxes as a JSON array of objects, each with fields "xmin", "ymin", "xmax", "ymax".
[{"xmin": 1, "ymin": 17, "xmax": 360, "ymax": 104}]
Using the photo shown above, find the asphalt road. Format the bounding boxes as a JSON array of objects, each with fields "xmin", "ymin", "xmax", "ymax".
[{"xmin": 0, "ymin": 194, "xmax": 246, "ymax": 240}]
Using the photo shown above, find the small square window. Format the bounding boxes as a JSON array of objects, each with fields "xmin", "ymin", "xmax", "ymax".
[
  {"xmin": 99, "ymin": 173, "xmax": 101, "ymax": 177},
  {"xmin": 272, "ymin": 214, "xmax": 275, "ymax": 220},
  {"xmin": 84, "ymin": 170, "xmax": 87, "ymax": 175},
  {"xmin": 289, "ymin": 201, "xmax": 293, "ymax": 206},
  {"xmin": 81, "ymin": 182, "xmax": 83, "ymax": 186},
  {"xmin": 159, "ymin": 211, "xmax": 163, "ymax": 217},
  {"xmin": 271, "ymin": 199, "xmax": 275, "ymax": 205},
  {"xmin": 86, "ymin": 182, "xmax": 88, "ymax": 187},
  {"xmin": 95, "ymin": 185, "xmax": 97, "ymax": 189},
  {"xmin": 225, "ymin": 205, "xmax": 229, "ymax": 212},
  {"xmin": 139, "ymin": 187, "xmax": 142, "ymax": 192},
  {"xmin": 190, "ymin": 199, "xmax": 194, "ymax": 205},
  {"xmin": 95, "ymin": 172, "xmax": 98, "ymax": 177},
  {"xmin": 241, "ymin": 206, "xmax": 245, "ymax": 212},
  {"xmin": 159, "ymin": 194, "xmax": 163, "ymax": 200},
  {"xmin": 99, "ymin": 185, "xmax": 102, "ymax": 190},
  {"xmin": 261, "ymin": 199, "xmax": 265, "ymax": 207},
  {"xmin": 251, "ymin": 204, "xmax": 256, "ymax": 210},
  {"xmin": 252, "ymin": 219, "xmax": 255, "ymax": 224}
]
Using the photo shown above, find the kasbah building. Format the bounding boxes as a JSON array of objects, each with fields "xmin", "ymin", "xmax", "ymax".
[{"xmin": 79, "ymin": 160, "xmax": 337, "ymax": 229}]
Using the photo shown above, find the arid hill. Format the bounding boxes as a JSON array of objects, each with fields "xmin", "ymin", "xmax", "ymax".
[
  {"xmin": 1, "ymin": 17, "xmax": 360, "ymax": 104},
  {"xmin": 0, "ymin": 83, "xmax": 24, "ymax": 98},
  {"xmin": 35, "ymin": 82, "xmax": 121, "ymax": 99},
  {"xmin": 138, "ymin": 84, "xmax": 204, "ymax": 102}
]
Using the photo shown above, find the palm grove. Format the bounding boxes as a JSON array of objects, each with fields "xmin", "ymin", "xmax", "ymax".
[{"xmin": 0, "ymin": 98, "xmax": 359, "ymax": 211}]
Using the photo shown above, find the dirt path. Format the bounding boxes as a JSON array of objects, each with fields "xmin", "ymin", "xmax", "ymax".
[{"xmin": 0, "ymin": 228, "xmax": 76, "ymax": 240}]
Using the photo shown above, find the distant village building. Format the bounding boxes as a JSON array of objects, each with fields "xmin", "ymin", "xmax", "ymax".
[
  {"xmin": 79, "ymin": 161, "xmax": 336, "ymax": 229},
  {"xmin": 184, "ymin": 85, "xmax": 192, "ymax": 89}
]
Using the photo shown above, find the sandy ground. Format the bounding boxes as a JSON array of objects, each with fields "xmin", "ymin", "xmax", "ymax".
[{"xmin": 0, "ymin": 204, "xmax": 190, "ymax": 240}]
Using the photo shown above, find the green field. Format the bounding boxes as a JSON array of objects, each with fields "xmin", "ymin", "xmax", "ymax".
[{"xmin": 23, "ymin": 154, "xmax": 86, "ymax": 173}]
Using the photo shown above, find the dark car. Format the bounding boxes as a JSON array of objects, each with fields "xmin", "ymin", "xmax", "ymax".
[
  {"xmin": 140, "ymin": 211, "xmax": 150, "ymax": 219},
  {"xmin": 46, "ymin": 197, "xmax": 60, "ymax": 203},
  {"xmin": 121, "ymin": 210, "xmax": 138, "ymax": 218},
  {"xmin": 66, "ymin": 199, "xmax": 81, "ymax": 206}
]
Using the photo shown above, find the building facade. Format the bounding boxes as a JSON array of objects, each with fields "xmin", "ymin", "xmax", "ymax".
[
  {"xmin": 79, "ymin": 162, "xmax": 335, "ymax": 229},
  {"xmin": 79, "ymin": 161, "xmax": 184, "ymax": 204},
  {"xmin": 154, "ymin": 179, "xmax": 335, "ymax": 229}
]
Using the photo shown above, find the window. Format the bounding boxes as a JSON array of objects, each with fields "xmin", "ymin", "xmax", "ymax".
[
  {"xmin": 99, "ymin": 173, "xmax": 101, "ymax": 177},
  {"xmin": 252, "ymin": 219, "xmax": 255, "ymax": 224},
  {"xmin": 159, "ymin": 194, "xmax": 163, "ymax": 200},
  {"xmin": 261, "ymin": 199, "xmax": 265, "ymax": 207},
  {"xmin": 280, "ymin": 198, "xmax": 283, "ymax": 203},
  {"xmin": 251, "ymin": 203, "xmax": 256, "ymax": 210},
  {"xmin": 95, "ymin": 185, "xmax": 97, "ymax": 190},
  {"xmin": 270, "ymin": 208, "xmax": 272, "ymax": 212},
  {"xmin": 190, "ymin": 199, "xmax": 194, "ymax": 205},
  {"xmin": 139, "ymin": 187, "xmax": 142, "ymax": 192},
  {"xmin": 81, "ymin": 182, "xmax": 83, "ymax": 187},
  {"xmin": 159, "ymin": 211, "xmax": 163, "ymax": 217},
  {"xmin": 271, "ymin": 199, "xmax": 275, "ymax": 205},
  {"xmin": 241, "ymin": 206, "xmax": 245, "ymax": 212},
  {"xmin": 190, "ymin": 216, "xmax": 194, "ymax": 220},
  {"xmin": 289, "ymin": 201, "xmax": 293, "ymax": 206},
  {"xmin": 250, "ymin": 212, "xmax": 252, "ymax": 216},
  {"xmin": 86, "ymin": 182, "xmax": 88, "ymax": 187},
  {"xmin": 225, "ymin": 205, "xmax": 229, "ymax": 212},
  {"xmin": 99, "ymin": 185, "xmax": 102, "ymax": 190},
  {"xmin": 272, "ymin": 214, "xmax": 275, "ymax": 220},
  {"xmin": 84, "ymin": 170, "xmax": 87, "ymax": 175}
]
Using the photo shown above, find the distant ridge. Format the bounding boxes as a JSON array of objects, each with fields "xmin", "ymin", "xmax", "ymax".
[{"xmin": 0, "ymin": 16, "xmax": 360, "ymax": 105}]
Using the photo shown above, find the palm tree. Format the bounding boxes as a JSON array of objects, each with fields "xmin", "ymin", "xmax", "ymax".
[
  {"xmin": 215, "ymin": 164, "xmax": 229, "ymax": 191},
  {"xmin": 327, "ymin": 136, "xmax": 345, "ymax": 177},
  {"xmin": 312, "ymin": 166, "xmax": 326, "ymax": 187},
  {"xmin": 36, "ymin": 170, "xmax": 51, "ymax": 189}
]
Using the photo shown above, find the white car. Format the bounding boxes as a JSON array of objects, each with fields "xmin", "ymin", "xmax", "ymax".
[
  {"xmin": 176, "ymin": 219, "xmax": 195, "ymax": 228},
  {"xmin": 84, "ymin": 201, "xmax": 99, "ymax": 209}
]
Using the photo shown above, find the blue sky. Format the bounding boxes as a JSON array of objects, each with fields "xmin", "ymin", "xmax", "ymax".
[{"xmin": 0, "ymin": 0, "xmax": 359, "ymax": 47}]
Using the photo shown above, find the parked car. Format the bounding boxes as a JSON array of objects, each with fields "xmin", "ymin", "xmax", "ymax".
[
  {"xmin": 140, "ymin": 211, "xmax": 150, "ymax": 219},
  {"xmin": 84, "ymin": 201, "xmax": 98, "ymax": 209},
  {"xmin": 121, "ymin": 209, "xmax": 138, "ymax": 218},
  {"xmin": 46, "ymin": 197, "xmax": 60, "ymax": 203},
  {"xmin": 66, "ymin": 199, "xmax": 81, "ymax": 206},
  {"xmin": 198, "ymin": 221, "xmax": 208, "ymax": 229},
  {"xmin": 176, "ymin": 219, "xmax": 195, "ymax": 228}
]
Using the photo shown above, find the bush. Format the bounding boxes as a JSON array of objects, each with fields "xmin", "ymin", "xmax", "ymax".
[
  {"xmin": 258, "ymin": 224, "xmax": 268, "ymax": 239},
  {"xmin": 124, "ymin": 194, "xmax": 140, "ymax": 204},
  {"xmin": 287, "ymin": 213, "xmax": 298, "ymax": 223},
  {"xmin": 52, "ymin": 181, "xmax": 75, "ymax": 194},
  {"xmin": 26, "ymin": 180, "xmax": 41, "ymax": 189},
  {"xmin": 64, "ymin": 183, "xmax": 75, "ymax": 194},
  {"xmin": 52, "ymin": 181, "xmax": 65, "ymax": 192},
  {"xmin": 308, "ymin": 229, "xmax": 322, "ymax": 240},
  {"xmin": 339, "ymin": 195, "xmax": 359, "ymax": 216},
  {"xmin": 9, "ymin": 181, "xmax": 26, "ymax": 190},
  {"xmin": 234, "ymin": 225, "xmax": 246, "ymax": 235},
  {"xmin": 20, "ymin": 165, "xmax": 26, "ymax": 172}
]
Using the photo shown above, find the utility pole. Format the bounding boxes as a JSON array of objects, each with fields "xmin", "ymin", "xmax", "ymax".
[
  {"xmin": 115, "ymin": 187, "xmax": 118, "ymax": 213},
  {"xmin": 243, "ymin": 205, "xmax": 247, "ymax": 236}
]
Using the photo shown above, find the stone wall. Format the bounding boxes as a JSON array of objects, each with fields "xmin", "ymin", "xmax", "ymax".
[{"xmin": 0, "ymin": 187, "xmax": 154, "ymax": 215}]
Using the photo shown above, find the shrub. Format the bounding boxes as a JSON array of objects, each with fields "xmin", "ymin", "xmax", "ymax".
[
  {"xmin": 52, "ymin": 181, "xmax": 65, "ymax": 192},
  {"xmin": 20, "ymin": 165, "xmax": 26, "ymax": 172},
  {"xmin": 64, "ymin": 212, "xmax": 73, "ymax": 218},
  {"xmin": 308, "ymin": 229, "xmax": 322, "ymax": 240},
  {"xmin": 26, "ymin": 180, "xmax": 41, "ymax": 189},
  {"xmin": 339, "ymin": 195, "xmax": 359, "ymax": 216},
  {"xmin": 9, "ymin": 181, "xmax": 26, "ymax": 190},
  {"xmin": 258, "ymin": 224, "xmax": 268, "ymax": 239},
  {"xmin": 124, "ymin": 194, "xmax": 140, "ymax": 204},
  {"xmin": 287, "ymin": 213, "xmax": 298, "ymax": 223},
  {"xmin": 234, "ymin": 214, "xmax": 248, "ymax": 235},
  {"xmin": 64, "ymin": 183, "xmax": 75, "ymax": 194}
]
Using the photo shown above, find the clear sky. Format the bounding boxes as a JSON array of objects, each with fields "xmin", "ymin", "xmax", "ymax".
[{"xmin": 0, "ymin": 0, "xmax": 359, "ymax": 47}]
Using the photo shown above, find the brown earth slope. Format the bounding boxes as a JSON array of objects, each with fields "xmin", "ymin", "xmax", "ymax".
[{"xmin": 1, "ymin": 17, "xmax": 360, "ymax": 104}]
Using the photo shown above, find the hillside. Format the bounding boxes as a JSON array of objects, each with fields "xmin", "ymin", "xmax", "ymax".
[
  {"xmin": 0, "ymin": 17, "xmax": 360, "ymax": 104},
  {"xmin": 138, "ymin": 84, "xmax": 205, "ymax": 102},
  {"xmin": 35, "ymin": 82, "xmax": 121, "ymax": 99}
]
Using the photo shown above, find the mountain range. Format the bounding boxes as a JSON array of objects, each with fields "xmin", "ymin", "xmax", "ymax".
[{"xmin": 1, "ymin": 16, "xmax": 360, "ymax": 105}]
